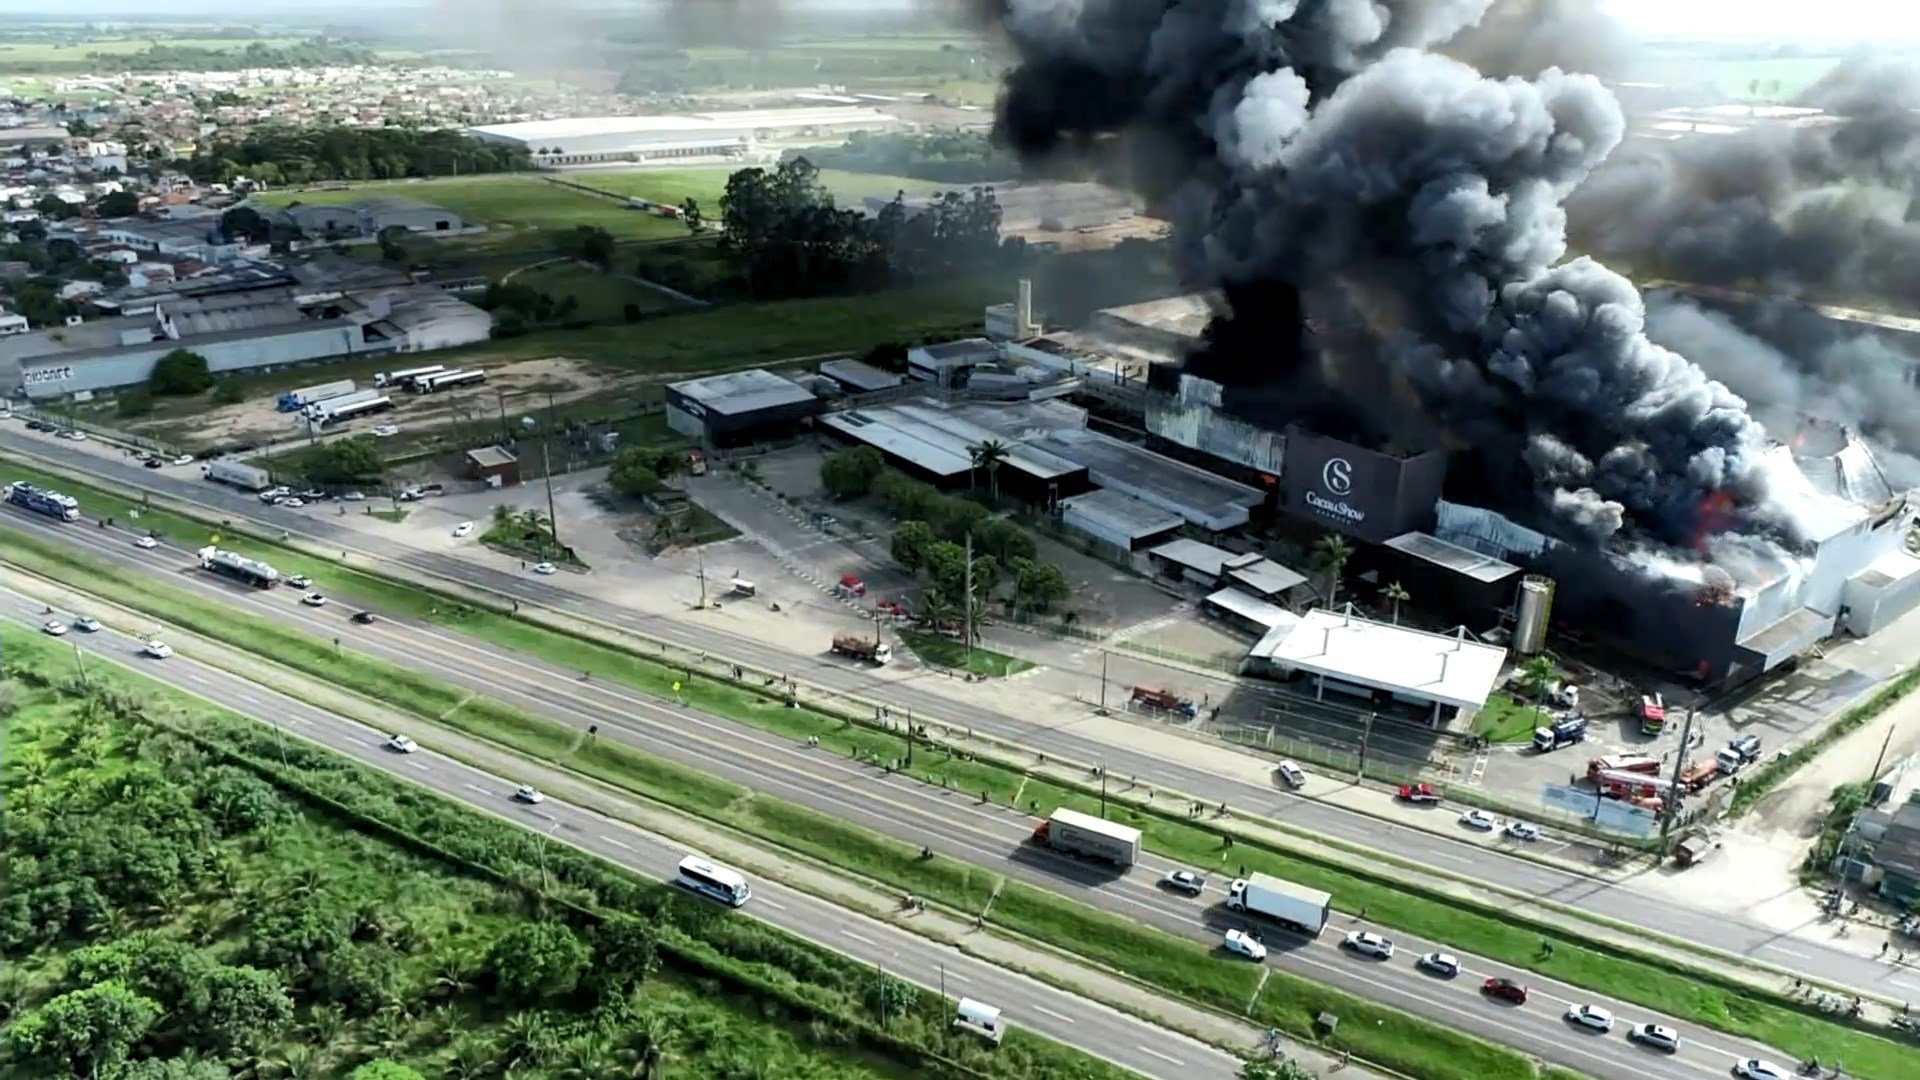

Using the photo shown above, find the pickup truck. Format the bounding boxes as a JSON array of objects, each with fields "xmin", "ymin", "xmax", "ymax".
[{"xmin": 1397, "ymin": 783, "xmax": 1442, "ymax": 805}]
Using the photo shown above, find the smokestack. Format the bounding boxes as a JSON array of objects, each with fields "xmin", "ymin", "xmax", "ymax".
[{"xmin": 1017, "ymin": 278, "xmax": 1033, "ymax": 337}]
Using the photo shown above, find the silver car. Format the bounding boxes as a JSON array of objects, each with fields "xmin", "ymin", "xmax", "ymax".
[{"xmin": 1627, "ymin": 1023, "xmax": 1680, "ymax": 1053}]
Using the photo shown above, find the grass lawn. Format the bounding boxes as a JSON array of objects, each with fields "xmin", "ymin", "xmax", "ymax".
[
  {"xmin": 0, "ymin": 36, "xmax": 304, "ymax": 63},
  {"xmin": 574, "ymin": 166, "xmax": 961, "ymax": 211},
  {"xmin": 15, "ymin": 458, "xmax": 1914, "ymax": 1080},
  {"xmin": 368, "ymin": 507, "xmax": 410, "ymax": 523},
  {"xmin": 1472, "ymin": 692, "xmax": 1544, "ymax": 743},
  {"xmin": 508, "ymin": 260, "xmax": 688, "ymax": 319},
  {"xmin": 251, "ymin": 175, "xmax": 690, "ymax": 242},
  {"xmin": 899, "ymin": 628, "xmax": 1034, "ymax": 678}
]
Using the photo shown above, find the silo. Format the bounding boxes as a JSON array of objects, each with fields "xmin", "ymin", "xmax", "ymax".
[{"xmin": 1514, "ymin": 575, "xmax": 1555, "ymax": 655}]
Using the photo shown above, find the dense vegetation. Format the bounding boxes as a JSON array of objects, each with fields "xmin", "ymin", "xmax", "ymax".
[
  {"xmin": 0, "ymin": 633, "xmax": 1126, "ymax": 1080},
  {"xmin": 867, "ymin": 468, "xmax": 1072, "ymax": 619},
  {"xmin": 787, "ymin": 131, "xmax": 1021, "ymax": 186},
  {"xmin": 98, "ymin": 38, "xmax": 377, "ymax": 73},
  {"xmin": 180, "ymin": 127, "xmax": 528, "ymax": 187},
  {"xmin": 703, "ymin": 157, "xmax": 1009, "ymax": 299}
]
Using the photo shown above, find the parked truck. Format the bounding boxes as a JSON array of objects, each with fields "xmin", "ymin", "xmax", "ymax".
[
  {"xmin": 1032, "ymin": 808, "xmax": 1141, "ymax": 867},
  {"xmin": 1594, "ymin": 769, "xmax": 1675, "ymax": 801},
  {"xmin": 204, "ymin": 459, "xmax": 272, "ymax": 492},
  {"xmin": 1587, "ymin": 754, "xmax": 1660, "ymax": 780},
  {"xmin": 4, "ymin": 480, "xmax": 79, "ymax": 521},
  {"xmin": 1531, "ymin": 715, "xmax": 1588, "ymax": 752},
  {"xmin": 1677, "ymin": 760, "xmax": 1721, "ymax": 792},
  {"xmin": 1226, "ymin": 873, "xmax": 1333, "ymax": 936},
  {"xmin": 830, "ymin": 634, "xmax": 892, "ymax": 666},
  {"xmin": 1131, "ymin": 686, "xmax": 1197, "ymax": 717},
  {"xmin": 1636, "ymin": 692, "xmax": 1668, "ymax": 736},
  {"xmin": 277, "ymin": 379, "xmax": 355, "ymax": 412}
]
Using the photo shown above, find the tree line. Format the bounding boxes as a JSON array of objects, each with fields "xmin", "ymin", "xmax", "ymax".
[
  {"xmin": 91, "ymin": 38, "xmax": 378, "ymax": 73},
  {"xmin": 179, "ymin": 126, "xmax": 528, "ymax": 187},
  {"xmin": 688, "ymin": 156, "xmax": 1012, "ymax": 300},
  {"xmin": 787, "ymin": 130, "xmax": 1023, "ymax": 186}
]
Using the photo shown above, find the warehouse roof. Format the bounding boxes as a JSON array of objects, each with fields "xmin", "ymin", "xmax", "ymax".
[
  {"xmin": 822, "ymin": 401, "xmax": 1084, "ymax": 482},
  {"xmin": 466, "ymin": 446, "xmax": 517, "ymax": 468},
  {"xmin": 668, "ymin": 368, "xmax": 815, "ymax": 416},
  {"xmin": 1384, "ymin": 532, "xmax": 1520, "ymax": 585},
  {"xmin": 1038, "ymin": 428, "xmax": 1264, "ymax": 531},
  {"xmin": 1203, "ymin": 588, "xmax": 1297, "ymax": 633},
  {"xmin": 1262, "ymin": 607, "xmax": 1508, "ymax": 711},
  {"xmin": 469, "ymin": 107, "xmax": 897, "ymax": 144},
  {"xmin": 1058, "ymin": 488, "xmax": 1183, "ymax": 541},
  {"xmin": 1091, "ymin": 294, "xmax": 1215, "ymax": 340},
  {"xmin": 819, "ymin": 357, "xmax": 903, "ymax": 393},
  {"xmin": 913, "ymin": 338, "xmax": 999, "ymax": 368}
]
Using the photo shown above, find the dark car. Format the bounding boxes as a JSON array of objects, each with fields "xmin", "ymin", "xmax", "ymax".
[
  {"xmin": 1482, "ymin": 977, "xmax": 1528, "ymax": 1004},
  {"xmin": 351, "ymin": 611, "xmax": 377, "ymax": 625},
  {"xmin": 143, "ymin": 456, "xmax": 165, "ymax": 469}
]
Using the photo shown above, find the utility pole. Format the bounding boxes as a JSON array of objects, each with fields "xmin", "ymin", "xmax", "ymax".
[
  {"xmin": 1659, "ymin": 707, "xmax": 1698, "ymax": 851},
  {"xmin": 1867, "ymin": 721, "xmax": 1898, "ymax": 797},
  {"xmin": 696, "ymin": 545, "xmax": 707, "ymax": 607},
  {"xmin": 963, "ymin": 531, "xmax": 974, "ymax": 671},
  {"xmin": 1097, "ymin": 650, "xmax": 1109, "ymax": 714},
  {"xmin": 542, "ymin": 392, "xmax": 560, "ymax": 549},
  {"xmin": 496, "ymin": 389, "xmax": 509, "ymax": 443},
  {"xmin": 905, "ymin": 706, "xmax": 914, "ymax": 768},
  {"xmin": 1356, "ymin": 711, "xmax": 1375, "ymax": 781},
  {"xmin": 1099, "ymin": 763, "xmax": 1108, "ymax": 819}
]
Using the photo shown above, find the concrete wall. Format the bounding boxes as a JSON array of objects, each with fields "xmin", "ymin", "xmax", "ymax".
[{"xmin": 21, "ymin": 323, "xmax": 367, "ymax": 399}]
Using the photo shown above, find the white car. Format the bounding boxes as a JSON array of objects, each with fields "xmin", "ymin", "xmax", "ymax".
[
  {"xmin": 73, "ymin": 616, "xmax": 101, "ymax": 633},
  {"xmin": 513, "ymin": 784, "xmax": 545, "ymax": 804},
  {"xmin": 1160, "ymin": 869, "xmax": 1205, "ymax": 895},
  {"xmin": 58, "ymin": 429, "xmax": 86, "ymax": 441},
  {"xmin": 287, "ymin": 575, "xmax": 312, "ymax": 588},
  {"xmin": 342, "ymin": 491, "xmax": 366, "ymax": 502},
  {"xmin": 1416, "ymin": 951, "xmax": 1460, "ymax": 978},
  {"xmin": 1627, "ymin": 1023, "xmax": 1681, "ymax": 1053},
  {"xmin": 1503, "ymin": 820, "xmax": 1541, "ymax": 842},
  {"xmin": 301, "ymin": 592, "xmax": 327, "ymax": 607},
  {"xmin": 261, "ymin": 487, "xmax": 291, "ymax": 503},
  {"xmin": 1565, "ymin": 1004, "xmax": 1613, "ymax": 1032},
  {"xmin": 143, "ymin": 640, "xmax": 173, "ymax": 659},
  {"xmin": 135, "ymin": 535, "xmax": 158, "ymax": 549},
  {"xmin": 42, "ymin": 619, "xmax": 68, "ymax": 636},
  {"xmin": 1343, "ymin": 931, "xmax": 1395, "ymax": 959},
  {"xmin": 282, "ymin": 497, "xmax": 305, "ymax": 508},
  {"xmin": 372, "ymin": 424, "xmax": 400, "ymax": 437},
  {"xmin": 1458, "ymin": 808, "xmax": 1498, "ymax": 831},
  {"xmin": 531, "ymin": 562, "xmax": 556, "ymax": 575},
  {"xmin": 1222, "ymin": 929, "xmax": 1267, "ymax": 961},
  {"xmin": 1275, "ymin": 759, "xmax": 1307, "ymax": 788},
  {"xmin": 172, "ymin": 454, "xmax": 195, "ymax": 466},
  {"xmin": 453, "ymin": 521, "xmax": 474, "ymax": 538},
  {"xmin": 1733, "ymin": 1061, "xmax": 1789, "ymax": 1080},
  {"xmin": 384, "ymin": 735, "xmax": 418, "ymax": 754}
]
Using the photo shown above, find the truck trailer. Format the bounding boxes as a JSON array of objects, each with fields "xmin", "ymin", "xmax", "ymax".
[
  {"xmin": 1587, "ymin": 754, "xmax": 1660, "ymax": 780},
  {"xmin": 198, "ymin": 546, "xmax": 280, "ymax": 589},
  {"xmin": 373, "ymin": 365, "xmax": 445, "ymax": 389},
  {"xmin": 1226, "ymin": 873, "xmax": 1333, "ymax": 936},
  {"xmin": 277, "ymin": 379, "xmax": 356, "ymax": 412},
  {"xmin": 205, "ymin": 459, "xmax": 272, "ymax": 492},
  {"xmin": 1031, "ymin": 807, "xmax": 1141, "ymax": 867},
  {"xmin": 3, "ymin": 480, "xmax": 79, "ymax": 521},
  {"xmin": 305, "ymin": 389, "xmax": 393, "ymax": 427},
  {"xmin": 830, "ymin": 634, "xmax": 892, "ymax": 665},
  {"xmin": 1531, "ymin": 715, "xmax": 1588, "ymax": 752}
]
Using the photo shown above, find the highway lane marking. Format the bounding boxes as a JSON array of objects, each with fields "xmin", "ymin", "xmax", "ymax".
[
  {"xmin": 842, "ymin": 930, "xmax": 879, "ymax": 947},
  {"xmin": 1762, "ymin": 945, "xmax": 1812, "ymax": 960},
  {"xmin": 943, "ymin": 969, "xmax": 970, "ymax": 984},
  {"xmin": 1135, "ymin": 1046, "xmax": 1185, "ymax": 1066},
  {"xmin": 602, "ymin": 836, "xmax": 635, "ymax": 851},
  {"xmin": 1031, "ymin": 1004, "xmax": 1073, "ymax": 1024},
  {"xmin": 756, "ymin": 897, "xmax": 787, "ymax": 911},
  {"xmin": 462, "ymin": 783, "xmax": 492, "ymax": 796},
  {"xmin": 406, "ymin": 760, "xmax": 430, "ymax": 772}
]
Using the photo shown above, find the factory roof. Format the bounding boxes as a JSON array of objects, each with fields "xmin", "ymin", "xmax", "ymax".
[
  {"xmin": 465, "ymin": 446, "xmax": 518, "ymax": 468},
  {"xmin": 668, "ymin": 368, "xmax": 815, "ymax": 416},
  {"xmin": 1260, "ymin": 607, "xmax": 1508, "ymax": 711},
  {"xmin": 1091, "ymin": 293, "xmax": 1215, "ymax": 340},
  {"xmin": 100, "ymin": 218, "xmax": 228, "ymax": 245},
  {"xmin": 353, "ymin": 195, "xmax": 449, "ymax": 215},
  {"xmin": 469, "ymin": 107, "xmax": 896, "ymax": 143},
  {"xmin": 912, "ymin": 338, "xmax": 999, "ymax": 368},
  {"xmin": 0, "ymin": 125, "xmax": 72, "ymax": 144},
  {"xmin": 818, "ymin": 357, "xmax": 904, "ymax": 392},
  {"xmin": 824, "ymin": 401, "xmax": 1084, "ymax": 481},
  {"xmin": 1037, "ymin": 427, "xmax": 1265, "ymax": 531},
  {"xmin": 1149, "ymin": 538, "xmax": 1259, "ymax": 577},
  {"xmin": 1058, "ymin": 488, "xmax": 1183, "ymax": 541},
  {"xmin": 1204, "ymin": 589, "xmax": 1299, "ymax": 633},
  {"xmin": 823, "ymin": 409, "xmax": 970, "ymax": 477},
  {"xmin": 1384, "ymin": 532, "xmax": 1521, "ymax": 585},
  {"xmin": 1228, "ymin": 558, "xmax": 1309, "ymax": 597}
]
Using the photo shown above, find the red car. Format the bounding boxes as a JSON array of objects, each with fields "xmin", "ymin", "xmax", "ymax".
[
  {"xmin": 1482, "ymin": 977, "xmax": 1528, "ymax": 1004},
  {"xmin": 1397, "ymin": 783, "xmax": 1442, "ymax": 805}
]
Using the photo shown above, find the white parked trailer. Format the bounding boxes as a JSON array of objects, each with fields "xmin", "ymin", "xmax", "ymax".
[
  {"xmin": 204, "ymin": 459, "xmax": 272, "ymax": 492},
  {"xmin": 311, "ymin": 394, "xmax": 393, "ymax": 427},
  {"xmin": 1226, "ymin": 873, "xmax": 1332, "ymax": 936},
  {"xmin": 277, "ymin": 379, "xmax": 356, "ymax": 411},
  {"xmin": 373, "ymin": 365, "xmax": 446, "ymax": 389},
  {"xmin": 414, "ymin": 368, "xmax": 486, "ymax": 394}
]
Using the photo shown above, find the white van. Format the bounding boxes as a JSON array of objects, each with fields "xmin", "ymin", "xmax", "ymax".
[
  {"xmin": 1276, "ymin": 760, "xmax": 1307, "ymax": 789},
  {"xmin": 954, "ymin": 997, "xmax": 1005, "ymax": 1045}
]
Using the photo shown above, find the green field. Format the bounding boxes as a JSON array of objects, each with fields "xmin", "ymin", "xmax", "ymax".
[
  {"xmin": 0, "ymin": 36, "xmax": 304, "ymax": 63},
  {"xmin": 573, "ymin": 166, "xmax": 960, "ymax": 211},
  {"xmin": 504, "ymin": 260, "xmax": 688, "ymax": 320},
  {"xmin": 252, "ymin": 176, "xmax": 692, "ymax": 243},
  {"xmin": 1471, "ymin": 692, "xmax": 1543, "ymax": 743},
  {"xmin": 6, "ymin": 456, "xmax": 1918, "ymax": 1080},
  {"xmin": 0, "ymin": 633, "xmax": 1120, "ymax": 1080},
  {"xmin": 899, "ymin": 629, "xmax": 1034, "ymax": 678}
]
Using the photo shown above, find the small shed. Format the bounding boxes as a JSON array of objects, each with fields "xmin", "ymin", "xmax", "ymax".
[{"xmin": 464, "ymin": 445, "xmax": 520, "ymax": 487}]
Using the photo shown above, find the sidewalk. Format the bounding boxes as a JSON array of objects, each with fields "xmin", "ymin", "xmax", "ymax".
[{"xmin": 5, "ymin": 569, "xmax": 1386, "ymax": 1079}]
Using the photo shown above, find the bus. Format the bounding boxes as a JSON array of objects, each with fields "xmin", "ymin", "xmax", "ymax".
[{"xmin": 675, "ymin": 856, "xmax": 751, "ymax": 907}]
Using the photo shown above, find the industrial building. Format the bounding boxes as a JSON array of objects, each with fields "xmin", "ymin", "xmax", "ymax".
[
  {"xmin": 271, "ymin": 197, "xmax": 463, "ymax": 239},
  {"xmin": 818, "ymin": 358, "xmax": 903, "ymax": 394},
  {"xmin": 1056, "ymin": 488, "xmax": 1182, "ymax": 552},
  {"xmin": 665, "ymin": 369, "xmax": 823, "ymax": 448},
  {"xmin": 862, "ymin": 181, "xmax": 1138, "ymax": 233},
  {"xmin": 464, "ymin": 446, "xmax": 520, "ymax": 488},
  {"xmin": 95, "ymin": 219, "xmax": 243, "ymax": 265},
  {"xmin": 0, "ymin": 284, "xmax": 490, "ymax": 400},
  {"xmin": 1246, "ymin": 607, "xmax": 1509, "ymax": 728},
  {"xmin": 467, "ymin": 107, "xmax": 900, "ymax": 167}
]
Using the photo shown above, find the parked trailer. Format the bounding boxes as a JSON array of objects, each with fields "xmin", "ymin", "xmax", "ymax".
[
  {"xmin": 1531, "ymin": 714, "xmax": 1588, "ymax": 752},
  {"xmin": 204, "ymin": 458, "xmax": 272, "ymax": 492},
  {"xmin": 277, "ymin": 379, "xmax": 356, "ymax": 412},
  {"xmin": 1595, "ymin": 769, "xmax": 1675, "ymax": 800},
  {"xmin": 1226, "ymin": 873, "xmax": 1333, "ymax": 936},
  {"xmin": 373, "ymin": 365, "xmax": 445, "ymax": 389},
  {"xmin": 4, "ymin": 480, "xmax": 79, "ymax": 521},
  {"xmin": 197, "ymin": 546, "xmax": 279, "ymax": 589},
  {"xmin": 1587, "ymin": 754, "xmax": 1660, "ymax": 779},
  {"xmin": 311, "ymin": 395, "xmax": 393, "ymax": 427},
  {"xmin": 303, "ymin": 388, "xmax": 387, "ymax": 420},
  {"xmin": 414, "ymin": 369, "xmax": 486, "ymax": 394},
  {"xmin": 1031, "ymin": 807, "xmax": 1141, "ymax": 867},
  {"xmin": 830, "ymin": 634, "xmax": 892, "ymax": 665}
]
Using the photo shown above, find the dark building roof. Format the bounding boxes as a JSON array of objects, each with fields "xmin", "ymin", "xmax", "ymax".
[{"xmin": 1878, "ymin": 801, "xmax": 1920, "ymax": 881}]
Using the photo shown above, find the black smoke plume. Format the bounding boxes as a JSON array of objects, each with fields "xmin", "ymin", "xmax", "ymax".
[{"xmin": 975, "ymin": 0, "xmax": 1791, "ymax": 551}]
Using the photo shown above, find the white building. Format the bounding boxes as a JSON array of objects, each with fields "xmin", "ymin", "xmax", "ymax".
[
  {"xmin": 1248, "ymin": 606, "xmax": 1509, "ymax": 728},
  {"xmin": 468, "ymin": 106, "xmax": 900, "ymax": 168}
]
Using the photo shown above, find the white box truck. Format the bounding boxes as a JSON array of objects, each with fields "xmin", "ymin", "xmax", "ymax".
[
  {"xmin": 1226, "ymin": 873, "xmax": 1333, "ymax": 936},
  {"xmin": 205, "ymin": 459, "xmax": 272, "ymax": 492},
  {"xmin": 1031, "ymin": 807, "xmax": 1141, "ymax": 867}
]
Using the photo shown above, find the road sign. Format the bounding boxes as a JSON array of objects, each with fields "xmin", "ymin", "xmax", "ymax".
[{"xmin": 1540, "ymin": 784, "xmax": 1657, "ymax": 838}]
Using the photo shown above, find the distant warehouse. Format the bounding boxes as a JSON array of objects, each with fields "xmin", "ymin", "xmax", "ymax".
[
  {"xmin": 467, "ymin": 107, "xmax": 900, "ymax": 167},
  {"xmin": 664, "ymin": 369, "xmax": 822, "ymax": 448}
]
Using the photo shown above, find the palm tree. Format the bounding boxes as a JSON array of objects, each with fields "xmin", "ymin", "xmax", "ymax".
[
  {"xmin": 968, "ymin": 440, "xmax": 1009, "ymax": 501},
  {"xmin": 303, "ymin": 1003, "xmax": 346, "ymax": 1045},
  {"xmin": 431, "ymin": 956, "xmax": 471, "ymax": 1001},
  {"xmin": 561, "ymin": 1035, "xmax": 617, "ymax": 1079},
  {"xmin": 1519, "ymin": 655, "xmax": 1558, "ymax": 702},
  {"xmin": 1311, "ymin": 532, "xmax": 1353, "ymax": 606},
  {"xmin": 1382, "ymin": 580, "xmax": 1410, "ymax": 625}
]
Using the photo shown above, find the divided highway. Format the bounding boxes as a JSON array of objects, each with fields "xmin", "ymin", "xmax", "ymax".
[
  {"xmin": 6, "ymin": 431, "xmax": 1904, "ymax": 1007},
  {"xmin": 1, "ymin": 507, "xmax": 1804, "ymax": 1078},
  {"xmin": 0, "ymin": 590, "xmax": 1239, "ymax": 1080}
]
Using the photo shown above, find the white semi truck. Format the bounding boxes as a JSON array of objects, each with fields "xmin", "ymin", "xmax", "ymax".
[
  {"xmin": 205, "ymin": 459, "xmax": 272, "ymax": 492},
  {"xmin": 1031, "ymin": 807, "xmax": 1142, "ymax": 867},
  {"xmin": 1226, "ymin": 873, "xmax": 1333, "ymax": 936}
]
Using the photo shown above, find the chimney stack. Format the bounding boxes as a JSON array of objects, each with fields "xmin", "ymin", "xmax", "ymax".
[{"xmin": 1017, "ymin": 278, "xmax": 1033, "ymax": 336}]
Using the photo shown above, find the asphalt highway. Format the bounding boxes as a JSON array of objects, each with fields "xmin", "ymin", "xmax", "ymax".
[
  {"xmin": 0, "ymin": 588, "xmax": 1238, "ymax": 1080},
  {"xmin": 8, "ymin": 431, "xmax": 1906, "ymax": 1007},
  {"xmin": 0, "ymin": 506, "xmax": 1811, "ymax": 1078}
]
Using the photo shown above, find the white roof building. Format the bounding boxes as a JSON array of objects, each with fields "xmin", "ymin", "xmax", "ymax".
[
  {"xmin": 467, "ymin": 107, "xmax": 899, "ymax": 168},
  {"xmin": 1250, "ymin": 606, "xmax": 1509, "ymax": 727}
]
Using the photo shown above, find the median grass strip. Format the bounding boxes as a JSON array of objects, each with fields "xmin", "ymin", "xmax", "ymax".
[
  {"xmin": 899, "ymin": 628, "xmax": 1035, "ymax": 678},
  {"xmin": 10, "ymin": 458, "xmax": 1916, "ymax": 1077},
  {"xmin": 4, "ymin": 527, "xmax": 1558, "ymax": 1080}
]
